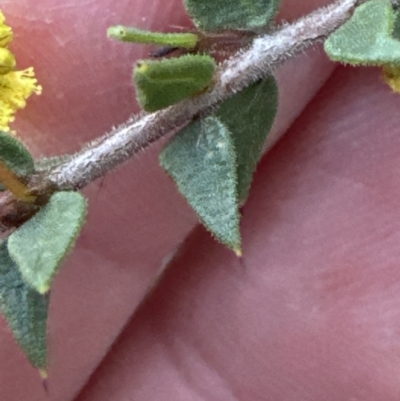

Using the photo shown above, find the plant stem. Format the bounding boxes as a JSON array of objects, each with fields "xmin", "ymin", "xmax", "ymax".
[
  {"xmin": 0, "ymin": 0, "xmax": 376, "ymax": 228},
  {"xmin": 48, "ymin": 0, "xmax": 358, "ymax": 190}
]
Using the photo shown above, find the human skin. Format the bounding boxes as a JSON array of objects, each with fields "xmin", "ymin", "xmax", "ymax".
[{"xmin": 1, "ymin": 0, "xmax": 400, "ymax": 400}]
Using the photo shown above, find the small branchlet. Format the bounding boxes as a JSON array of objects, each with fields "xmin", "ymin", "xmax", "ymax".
[{"xmin": 0, "ymin": 0, "xmax": 369, "ymax": 231}]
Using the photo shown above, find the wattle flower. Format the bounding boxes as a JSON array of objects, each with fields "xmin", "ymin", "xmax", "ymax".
[{"xmin": 0, "ymin": 11, "xmax": 41, "ymax": 133}]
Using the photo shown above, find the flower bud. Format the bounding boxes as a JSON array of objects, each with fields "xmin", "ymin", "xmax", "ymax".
[{"xmin": 0, "ymin": 47, "xmax": 15, "ymax": 74}]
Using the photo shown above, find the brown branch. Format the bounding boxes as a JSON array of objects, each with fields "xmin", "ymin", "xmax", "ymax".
[{"xmin": 0, "ymin": 0, "xmax": 361, "ymax": 230}]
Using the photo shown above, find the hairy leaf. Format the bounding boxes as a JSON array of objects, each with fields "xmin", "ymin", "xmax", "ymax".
[
  {"xmin": 0, "ymin": 240, "xmax": 48, "ymax": 369},
  {"xmin": 183, "ymin": 0, "xmax": 280, "ymax": 31},
  {"xmin": 108, "ymin": 25, "xmax": 198, "ymax": 49},
  {"xmin": 134, "ymin": 54, "xmax": 216, "ymax": 112},
  {"xmin": 392, "ymin": 10, "xmax": 400, "ymax": 40},
  {"xmin": 0, "ymin": 131, "xmax": 34, "ymax": 191},
  {"xmin": 217, "ymin": 76, "xmax": 278, "ymax": 202},
  {"xmin": 160, "ymin": 116, "xmax": 241, "ymax": 252},
  {"xmin": 8, "ymin": 191, "xmax": 87, "ymax": 294},
  {"xmin": 324, "ymin": 0, "xmax": 400, "ymax": 66}
]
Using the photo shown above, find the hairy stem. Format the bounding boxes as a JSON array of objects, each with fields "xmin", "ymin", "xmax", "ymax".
[
  {"xmin": 0, "ymin": 0, "xmax": 371, "ymax": 228},
  {"xmin": 48, "ymin": 0, "xmax": 358, "ymax": 190}
]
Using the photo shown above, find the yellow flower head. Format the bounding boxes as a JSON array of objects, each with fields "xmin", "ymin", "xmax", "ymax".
[{"xmin": 0, "ymin": 11, "xmax": 41, "ymax": 133}]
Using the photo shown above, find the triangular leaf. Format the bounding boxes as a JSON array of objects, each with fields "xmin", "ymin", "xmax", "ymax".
[
  {"xmin": 392, "ymin": 10, "xmax": 400, "ymax": 40},
  {"xmin": 0, "ymin": 131, "xmax": 34, "ymax": 191},
  {"xmin": 160, "ymin": 116, "xmax": 241, "ymax": 252},
  {"xmin": 183, "ymin": 0, "xmax": 280, "ymax": 31},
  {"xmin": 0, "ymin": 239, "xmax": 48, "ymax": 369},
  {"xmin": 134, "ymin": 54, "xmax": 216, "ymax": 112},
  {"xmin": 8, "ymin": 191, "xmax": 87, "ymax": 294},
  {"xmin": 217, "ymin": 76, "xmax": 278, "ymax": 202},
  {"xmin": 324, "ymin": 0, "xmax": 400, "ymax": 66},
  {"xmin": 0, "ymin": 131, "xmax": 34, "ymax": 176}
]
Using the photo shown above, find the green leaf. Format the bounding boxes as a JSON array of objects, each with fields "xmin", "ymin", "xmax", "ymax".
[
  {"xmin": 134, "ymin": 54, "xmax": 216, "ymax": 112},
  {"xmin": 392, "ymin": 10, "xmax": 400, "ymax": 41},
  {"xmin": 0, "ymin": 131, "xmax": 34, "ymax": 176},
  {"xmin": 108, "ymin": 25, "xmax": 199, "ymax": 49},
  {"xmin": 0, "ymin": 239, "xmax": 48, "ymax": 369},
  {"xmin": 324, "ymin": 0, "xmax": 400, "ymax": 66},
  {"xmin": 217, "ymin": 76, "xmax": 278, "ymax": 202},
  {"xmin": 0, "ymin": 131, "xmax": 34, "ymax": 191},
  {"xmin": 183, "ymin": 0, "xmax": 280, "ymax": 31},
  {"xmin": 160, "ymin": 116, "xmax": 241, "ymax": 252},
  {"xmin": 8, "ymin": 191, "xmax": 87, "ymax": 294},
  {"xmin": 160, "ymin": 77, "xmax": 278, "ymax": 253}
]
